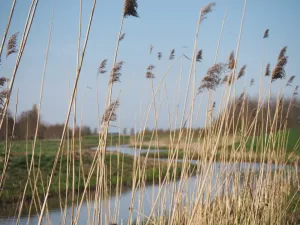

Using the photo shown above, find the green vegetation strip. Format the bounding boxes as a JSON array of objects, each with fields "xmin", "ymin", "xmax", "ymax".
[{"xmin": 0, "ymin": 152, "xmax": 194, "ymax": 205}]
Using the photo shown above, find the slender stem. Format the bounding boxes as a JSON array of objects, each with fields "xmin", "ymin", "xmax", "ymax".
[{"xmin": 37, "ymin": 1, "xmax": 97, "ymax": 224}]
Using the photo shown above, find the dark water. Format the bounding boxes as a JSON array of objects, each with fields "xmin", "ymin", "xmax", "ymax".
[{"xmin": 0, "ymin": 146, "xmax": 284, "ymax": 225}]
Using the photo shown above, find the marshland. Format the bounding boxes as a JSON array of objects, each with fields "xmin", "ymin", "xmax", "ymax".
[{"xmin": 0, "ymin": 0, "xmax": 299, "ymax": 224}]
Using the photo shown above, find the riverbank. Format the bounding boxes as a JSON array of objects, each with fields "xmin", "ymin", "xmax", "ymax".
[
  {"xmin": 130, "ymin": 128, "xmax": 300, "ymax": 164},
  {"xmin": 0, "ymin": 149, "xmax": 195, "ymax": 213}
]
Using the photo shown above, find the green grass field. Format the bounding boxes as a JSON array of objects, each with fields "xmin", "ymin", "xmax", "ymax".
[
  {"xmin": 0, "ymin": 134, "xmax": 131, "ymax": 156},
  {"xmin": 0, "ymin": 152, "xmax": 192, "ymax": 205},
  {"xmin": 138, "ymin": 128, "xmax": 300, "ymax": 162},
  {"xmin": 241, "ymin": 128, "xmax": 300, "ymax": 154}
]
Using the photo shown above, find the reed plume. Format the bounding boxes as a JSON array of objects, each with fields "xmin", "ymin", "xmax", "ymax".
[
  {"xmin": 147, "ymin": 65, "xmax": 155, "ymax": 70},
  {"xmin": 228, "ymin": 51, "xmax": 235, "ymax": 70},
  {"xmin": 238, "ymin": 92, "xmax": 245, "ymax": 106},
  {"xmin": 169, "ymin": 49, "xmax": 175, "ymax": 60},
  {"xmin": 200, "ymin": 2, "xmax": 216, "ymax": 22},
  {"xmin": 146, "ymin": 64, "xmax": 155, "ymax": 79},
  {"xmin": 98, "ymin": 59, "xmax": 108, "ymax": 74},
  {"xmin": 265, "ymin": 63, "xmax": 270, "ymax": 76},
  {"xmin": 222, "ymin": 75, "xmax": 228, "ymax": 84},
  {"xmin": 119, "ymin": 33, "xmax": 126, "ymax": 41},
  {"xmin": 272, "ymin": 47, "xmax": 288, "ymax": 82},
  {"xmin": 196, "ymin": 49, "xmax": 202, "ymax": 62},
  {"xmin": 237, "ymin": 65, "xmax": 247, "ymax": 79},
  {"xmin": 146, "ymin": 71, "xmax": 155, "ymax": 79},
  {"xmin": 0, "ymin": 90, "xmax": 9, "ymax": 98},
  {"xmin": 102, "ymin": 100, "xmax": 120, "ymax": 123},
  {"xmin": 6, "ymin": 32, "xmax": 18, "ymax": 57},
  {"xmin": 158, "ymin": 52, "xmax": 162, "ymax": 60},
  {"xmin": 286, "ymin": 76, "xmax": 295, "ymax": 87},
  {"xmin": 278, "ymin": 46, "xmax": 287, "ymax": 60},
  {"xmin": 150, "ymin": 45, "xmax": 153, "ymax": 55},
  {"xmin": 198, "ymin": 63, "xmax": 224, "ymax": 92},
  {"xmin": 209, "ymin": 101, "xmax": 216, "ymax": 112},
  {"xmin": 212, "ymin": 101, "xmax": 216, "ymax": 110},
  {"xmin": 263, "ymin": 29, "xmax": 269, "ymax": 39},
  {"xmin": 123, "ymin": 0, "xmax": 139, "ymax": 17},
  {"xmin": 0, "ymin": 78, "xmax": 9, "ymax": 110},
  {"xmin": 293, "ymin": 85, "xmax": 298, "ymax": 96},
  {"xmin": 250, "ymin": 78, "xmax": 254, "ymax": 86},
  {"xmin": 0, "ymin": 77, "xmax": 9, "ymax": 87},
  {"xmin": 110, "ymin": 61, "xmax": 124, "ymax": 84}
]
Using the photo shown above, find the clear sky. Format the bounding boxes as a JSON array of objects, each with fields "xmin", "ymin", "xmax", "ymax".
[{"xmin": 0, "ymin": 0, "xmax": 299, "ymax": 132}]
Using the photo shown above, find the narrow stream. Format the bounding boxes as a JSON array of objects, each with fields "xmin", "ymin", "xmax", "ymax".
[{"xmin": 0, "ymin": 145, "xmax": 284, "ymax": 225}]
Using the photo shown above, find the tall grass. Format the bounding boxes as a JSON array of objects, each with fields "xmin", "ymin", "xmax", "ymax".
[{"xmin": 0, "ymin": 1, "xmax": 299, "ymax": 225}]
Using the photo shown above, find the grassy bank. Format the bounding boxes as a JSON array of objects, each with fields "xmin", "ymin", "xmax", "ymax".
[
  {"xmin": 0, "ymin": 150, "xmax": 194, "ymax": 206},
  {"xmin": 0, "ymin": 134, "xmax": 130, "ymax": 156},
  {"xmin": 133, "ymin": 128, "xmax": 300, "ymax": 163}
]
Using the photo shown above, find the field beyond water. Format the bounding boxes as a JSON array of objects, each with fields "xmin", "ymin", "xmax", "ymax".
[
  {"xmin": 0, "ymin": 135, "xmax": 194, "ymax": 206},
  {"xmin": 133, "ymin": 128, "xmax": 300, "ymax": 163}
]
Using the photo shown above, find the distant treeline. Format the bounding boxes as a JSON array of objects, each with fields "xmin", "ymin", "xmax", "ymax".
[
  {"xmin": 212, "ymin": 95, "xmax": 300, "ymax": 135},
  {"xmin": 0, "ymin": 104, "xmax": 95, "ymax": 140},
  {"xmin": 135, "ymin": 95, "xmax": 300, "ymax": 136}
]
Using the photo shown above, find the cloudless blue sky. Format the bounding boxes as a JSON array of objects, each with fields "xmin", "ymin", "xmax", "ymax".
[{"xmin": 0, "ymin": 0, "xmax": 299, "ymax": 132}]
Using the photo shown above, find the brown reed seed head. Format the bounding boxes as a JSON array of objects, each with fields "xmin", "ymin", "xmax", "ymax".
[
  {"xmin": 237, "ymin": 65, "xmax": 247, "ymax": 80},
  {"xmin": 228, "ymin": 51, "xmax": 235, "ymax": 70},
  {"xmin": 265, "ymin": 63, "xmax": 270, "ymax": 76},
  {"xmin": 198, "ymin": 63, "xmax": 224, "ymax": 92},
  {"xmin": 278, "ymin": 46, "xmax": 287, "ymax": 60},
  {"xmin": 119, "ymin": 33, "xmax": 126, "ymax": 41},
  {"xmin": 0, "ymin": 77, "xmax": 9, "ymax": 87},
  {"xmin": 263, "ymin": 29, "xmax": 269, "ymax": 39},
  {"xmin": 6, "ymin": 32, "xmax": 19, "ymax": 57},
  {"xmin": 147, "ymin": 64, "xmax": 155, "ymax": 70},
  {"xmin": 98, "ymin": 59, "xmax": 108, "ymax": 74},
  {"xmin": 286, "ymin": 76, "xmax": 295, "ymax": 86},
  {"xmin": 169, "ymin": 49, "xmax": 175, "ymax": 60},
  {"xmin": 146, "ymin": 71, "xmax": 155, "ymax": 79},
  {"xmin": 146, "ymin": 64, "xmax": 155, "ymax": 78},
  {"xmin": 238, "ymin": 92, "xmax": 245, "ymax": 105},
  {"xmin": 294, "ymin": 85, "xmax": 299, "ymax": 96},
  {"xmin": 102, "ymin": 100, "xmax": 120, "ymax": 123},
  {"xmin": 0, "ymin": 89, "xmax": 9, "ymax": 97},
  {"xmin": 150, "ymin": 45, "xmax": 153, "ymax": 55},
  {"xmin": 0, "ymin": 90, "xmax": 9, "ymax": 108},
  {"xmin": 196, "ymin": 49, "xmax": 203, "ymax": 62},
  {"xmin": 110, "ymin": 61, "xmax": 124, "ymax": 84},
  {"xmin": 200, "ymin": 2, "xmax": 216, "ymax": 22},
  {"xmin": 222, "ymin": 75, "xmax": 228, "ymax": 84},
  {"xmin": 123, "ymin": 0, "xmax": 139, "ymax": 17},
  {"xmin": 158, "ymin": 52, "xmax": 162, "ymax": 60},
  {"xmin": 250, "ymin": 78, "xmax": 254, "ymax": 86},
  {"xmin": 272, "ymin": 47, "xmax": 288, "ymax": 82}
]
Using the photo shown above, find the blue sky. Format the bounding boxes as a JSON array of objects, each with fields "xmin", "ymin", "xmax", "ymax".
[{"xmin": 0, "ymin": 0, "xmax": 299, "ymax": 132}]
